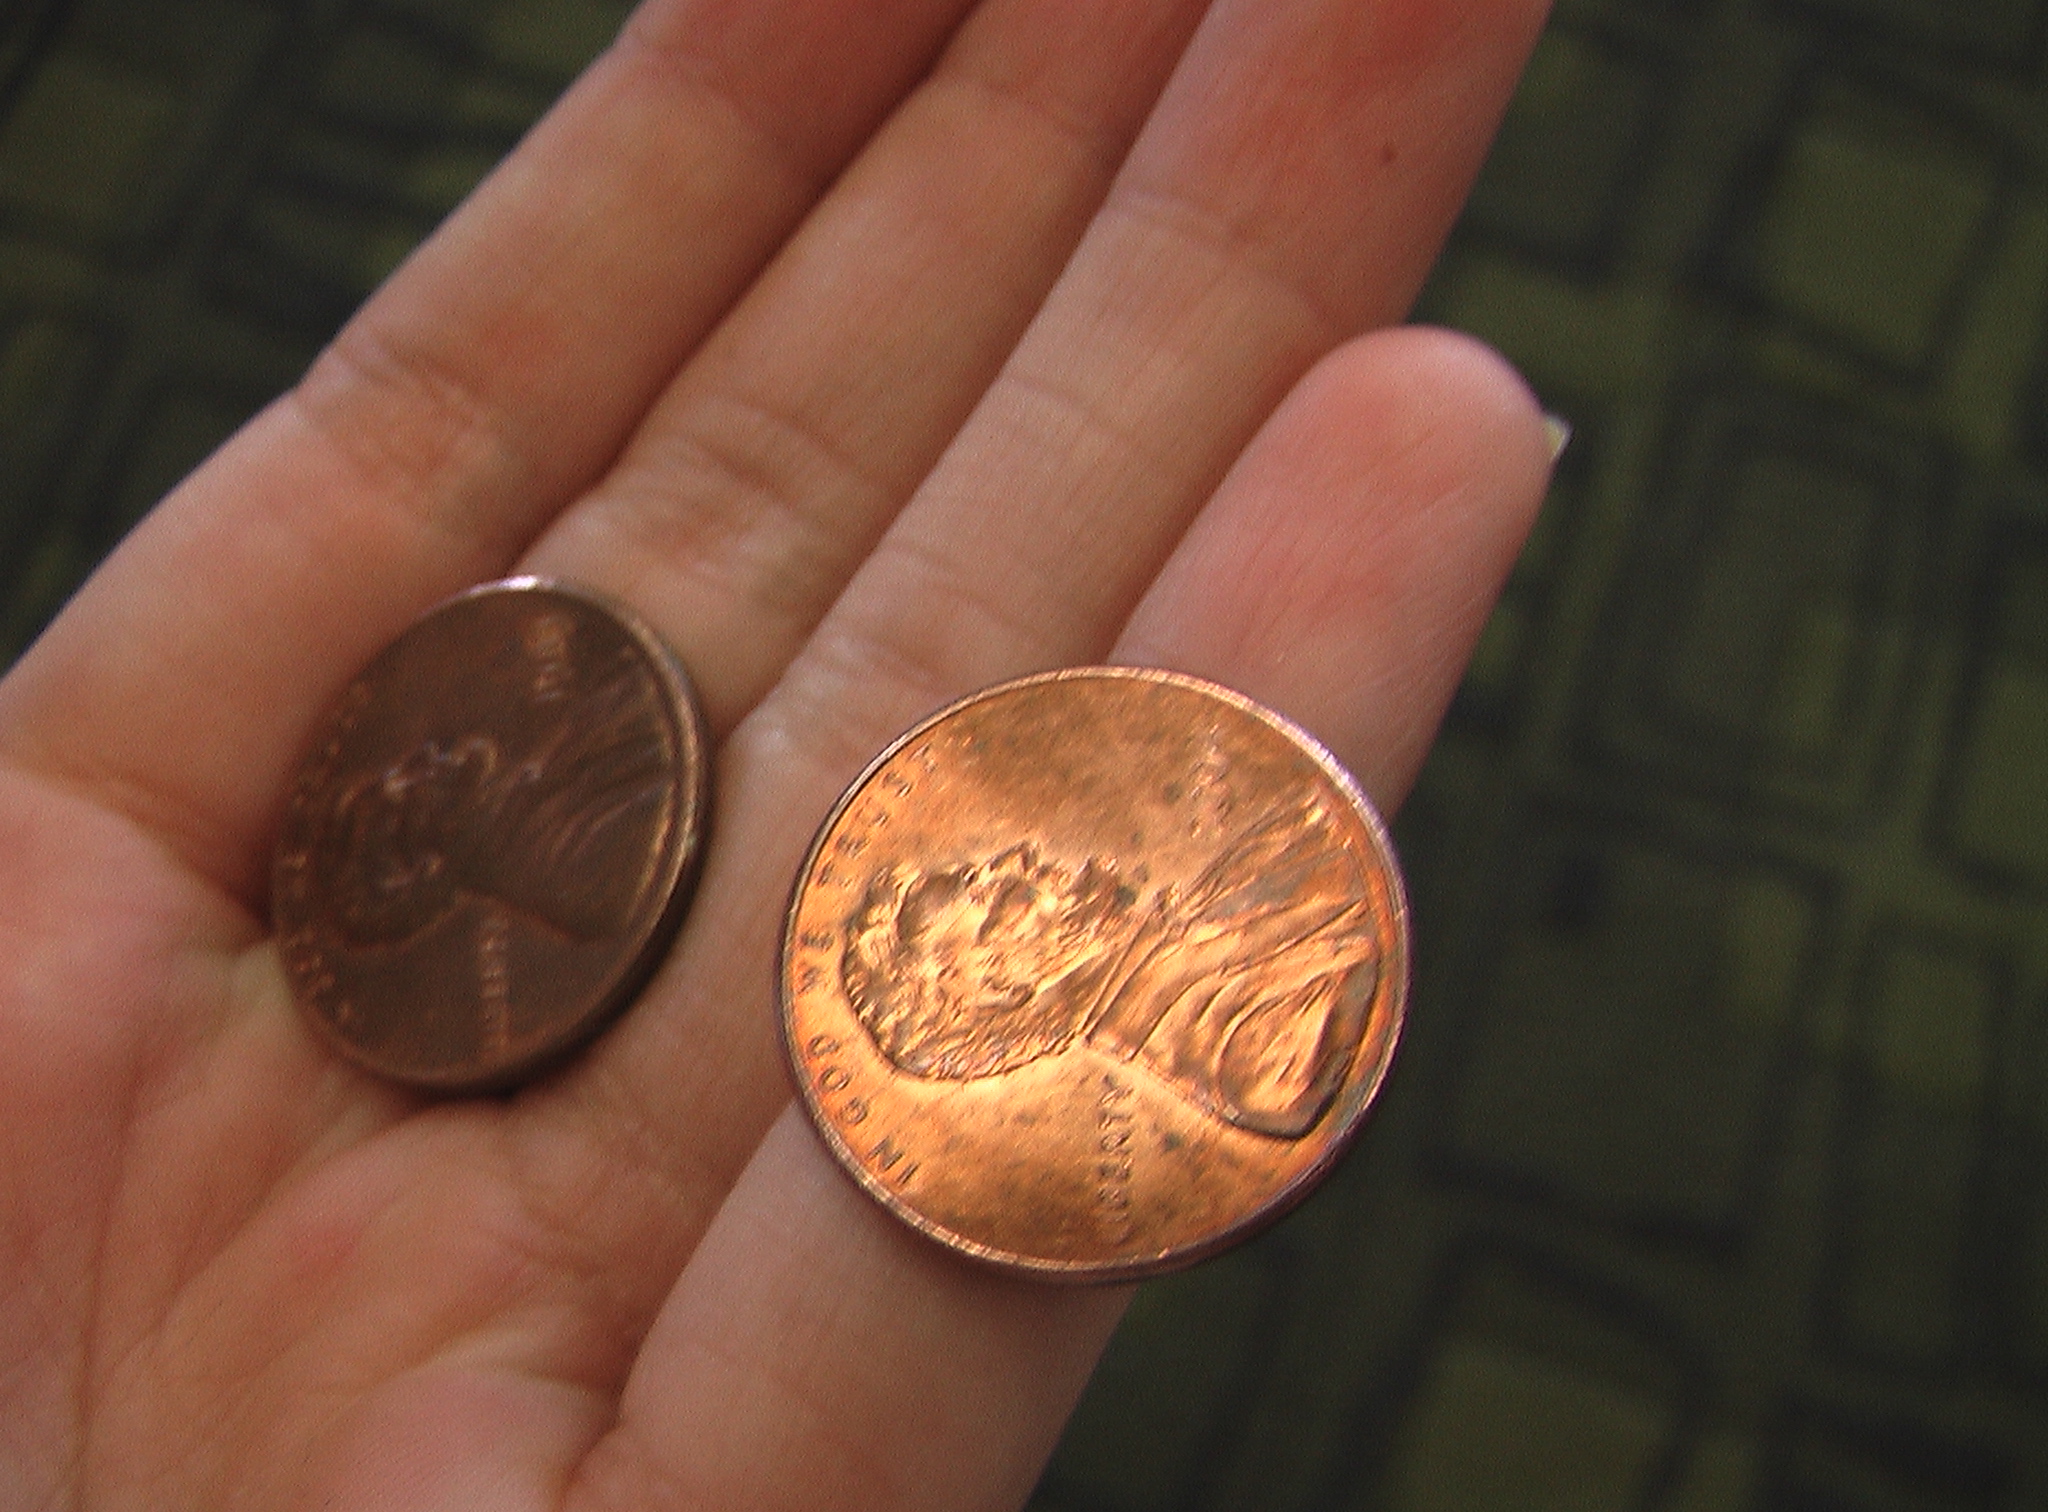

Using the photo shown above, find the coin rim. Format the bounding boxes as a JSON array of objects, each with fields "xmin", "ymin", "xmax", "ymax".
[
  {"xmin": 273, "ymin": 575, "xmax": 711, "ymax": 1093},
  {"xmin": 778, "ymin": 664, "xmax": 1410, "ymax": 1282}
]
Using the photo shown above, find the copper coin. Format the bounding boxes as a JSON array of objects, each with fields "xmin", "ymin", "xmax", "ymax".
[
  {"xmin": 781, "ymin": 667, "xmax": 1408, "ymax": 1280},
  {"xmin": 273, "ymin": 577, "xmax": 709, "ymax": 1091}
]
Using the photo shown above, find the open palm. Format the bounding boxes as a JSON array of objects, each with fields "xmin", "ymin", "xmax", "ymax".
[{"xmin": 0, "ymin": 0, "xmax": 1551, "ymax": 1506}]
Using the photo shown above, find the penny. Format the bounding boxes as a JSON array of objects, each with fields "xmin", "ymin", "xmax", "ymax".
[
  {"xmin": 273, "ymin": 577, "xmax": 709, "ymax": 1091},
  {"xmin": 781, "ymin": 667, "xmax": 1408, "ymax": 1280}
]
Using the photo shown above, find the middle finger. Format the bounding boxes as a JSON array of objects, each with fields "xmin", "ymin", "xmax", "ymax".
[{"xmin": 522, "ymin": 0, "xmax": 1208, "ymax": 734}]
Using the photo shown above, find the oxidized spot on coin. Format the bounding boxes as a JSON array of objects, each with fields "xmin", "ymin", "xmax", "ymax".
[
  {"xmin": 781, "ymin": 667, "xmax": 1407, "ymax": 1280},
  {"xmin": 273, "ymin": 577, "xmax": 708, "ymax": 1091}
]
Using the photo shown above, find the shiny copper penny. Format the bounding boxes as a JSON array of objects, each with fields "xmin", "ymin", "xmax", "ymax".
[
  {"xmin": 781, "ymin": 667, "xmax": 1408, "ymax": 1280},
  {"xmin": 273, "ymin": 577, "xmax": 708, "ymax": 1091}
]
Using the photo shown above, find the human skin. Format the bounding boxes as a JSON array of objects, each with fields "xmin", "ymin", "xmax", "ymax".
[{"xmin": 0, "ymin": 0, "xmax": 1552, "ymax": 1507}]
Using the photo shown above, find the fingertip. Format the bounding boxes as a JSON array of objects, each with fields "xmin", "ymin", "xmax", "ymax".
[
  {"xmin": 1115, "ymin": 324, "xmax": 1555, "ymax": 808},
  {"xmin": 1310, "ymin": 323, "xmax": 1554, "ymax": 505}
]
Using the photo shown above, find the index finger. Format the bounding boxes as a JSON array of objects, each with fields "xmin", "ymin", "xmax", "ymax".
[{"xmin": 0, "ymin": 0, "xmax": 973, "ymax": 905}]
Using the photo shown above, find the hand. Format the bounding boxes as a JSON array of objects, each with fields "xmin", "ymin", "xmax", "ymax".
[{"xmin": 0, "ymin": 0, "xmax": 1552, "ymax": 1505}]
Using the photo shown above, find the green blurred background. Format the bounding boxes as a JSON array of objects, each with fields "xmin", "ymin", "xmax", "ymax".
[{"xmin": 3, "ymin": 0, "xmax": 2045, "ymax": 1506}]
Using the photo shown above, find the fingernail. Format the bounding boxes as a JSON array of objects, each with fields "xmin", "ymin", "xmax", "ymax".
[{"xmin": 1543, "ymin": 413, "xmax": 1573, "ymax": 465}]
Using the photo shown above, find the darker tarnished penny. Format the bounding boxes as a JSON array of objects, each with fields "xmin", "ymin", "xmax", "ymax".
[
  {"xmin": 273, "ymin": 577, "xmax": 708, "ymax": 1091},
  {"xmin": 781, "ymin": 667, "xmax": 1408, "ymax": 1280}
]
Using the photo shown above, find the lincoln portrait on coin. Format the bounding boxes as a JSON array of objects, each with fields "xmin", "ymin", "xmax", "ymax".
[
  {"xmin": 839, "ymin": 796, "xmax": 1381, "ymax": 1139},
  {"xmin": 310, "ymin": 647, "xmax": 675, "ymax": 951}
]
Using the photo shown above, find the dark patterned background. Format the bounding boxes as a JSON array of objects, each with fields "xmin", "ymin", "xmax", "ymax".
[{"xmin": 3, "ymin": 1, "xmax": 2044, "ymax": 1507}]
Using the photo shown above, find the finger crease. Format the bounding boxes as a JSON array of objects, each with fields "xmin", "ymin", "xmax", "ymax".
[
  {"xmin": 1107, "ymin": 175, "xmax": 1350, "ymax": 350},
  {"xmin": 792, "ymin": 537, "xmax": 1052, "ymax": 756},
  {"xmin": 678, "ymin": 386, "xmax": 898, "ymax": 583},
  {"xmin": 605, "ymin": 18, "xmax": 842, "ymax": 203},
  {"xmin": 996, "ymin": 360, "xmax": 1178, "ymax": 487},
  {"xmin": 927, "ymin": 61, "xmax": 1130, "ymax": 190},
  {"xmin": 292, "ymin": 323, "xmax": 537, "ymax": 565}
]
